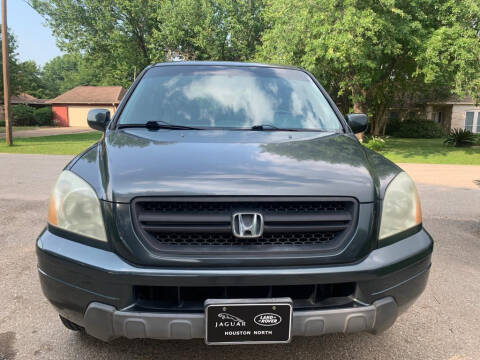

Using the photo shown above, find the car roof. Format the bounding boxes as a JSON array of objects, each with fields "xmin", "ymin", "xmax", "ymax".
[{"xmin": 153, "ymin": 61, "xmax": 304, "ymax": 71}]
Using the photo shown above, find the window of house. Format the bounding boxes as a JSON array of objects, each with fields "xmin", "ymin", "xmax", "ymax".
[
  {"xmin": 434, "ymin": 111, "xmax": 442, "ymax": 124},
  {"xmin": 464, "ymin": 111, "xmax": 480, "ymax": 133}
]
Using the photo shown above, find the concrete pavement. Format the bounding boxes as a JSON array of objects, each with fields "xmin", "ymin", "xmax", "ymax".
[
  {"xmin": 0, "ymin": 127, "xmax": 94, "ymax": 139},
  {"xmin": 398, "ymin": 163, "xmax": 480, "ymax": 189},
  {"xmin": 0, "ymin": 154, "xmax": 479, "ymax": 360}
]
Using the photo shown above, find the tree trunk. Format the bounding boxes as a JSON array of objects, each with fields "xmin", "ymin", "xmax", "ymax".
[
  {"xmin": 375, "ymin": 104, "xmax": 387, "ymax": 136},
  {"xmin": 353, "ymin": 101, "xmax": 366, "ymax": 114}
]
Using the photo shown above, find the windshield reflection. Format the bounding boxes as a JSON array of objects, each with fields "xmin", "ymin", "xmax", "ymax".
[{"xmin": 118, "ymin": 66, "xmax": 342, "ymax": 131}]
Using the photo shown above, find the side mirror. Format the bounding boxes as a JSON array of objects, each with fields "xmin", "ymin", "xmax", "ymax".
[
  {"xmin": 346, "ymin": 113, "xmax": 368, "ymax": 134},
  {"xmin": 87, "ymin": 109, "xmax": 110, "ymax": 131}
]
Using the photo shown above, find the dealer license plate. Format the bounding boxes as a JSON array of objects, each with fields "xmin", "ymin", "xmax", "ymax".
[{"xmin": 205, "ymin": 298, "xmax": 292, "ymax": 345}]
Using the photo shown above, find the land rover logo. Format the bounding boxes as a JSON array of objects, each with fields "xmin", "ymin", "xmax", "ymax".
[
  {"xmin": 254, "ymin": 313, "xmax": 282, "ymax": 327},
  {"xmin": 232, "ymin": 213, "xmax": 264, "ymax": 238}
]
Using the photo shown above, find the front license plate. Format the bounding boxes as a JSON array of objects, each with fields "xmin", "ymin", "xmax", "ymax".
[{"xmin": 205, "ymin": 298, "xmax": 292, "ymax": 345}]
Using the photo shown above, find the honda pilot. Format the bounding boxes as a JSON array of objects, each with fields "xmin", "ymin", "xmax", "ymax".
[{"xmin": 37, "ymin": 62, "xmax": 433, "ymax": 345}]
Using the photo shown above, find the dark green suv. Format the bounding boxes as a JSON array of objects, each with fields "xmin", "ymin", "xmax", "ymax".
[{"xmin": 37, "ymin": 62, "xmax": 433, "ymax": 345}]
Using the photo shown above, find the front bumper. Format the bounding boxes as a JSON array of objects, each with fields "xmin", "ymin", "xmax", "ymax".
[
  {"xmin": 83, "ymin": 297, "xmax": 397, "ymax": 342},
  {"xmin": 37, "ymin": 228, "xmax": 433, "ymax": 341}
]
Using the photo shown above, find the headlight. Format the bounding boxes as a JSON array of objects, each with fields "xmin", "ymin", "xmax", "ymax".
[
  {"xmin": 379, "ymin": 172, "xmax": 422, "ymax": 240},
  {"xmin": 48, "ymin": 170, "xmax": 107, "ymax": 241}
]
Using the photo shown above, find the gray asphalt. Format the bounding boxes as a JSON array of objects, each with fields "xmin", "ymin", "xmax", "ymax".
[{"xmin": 0, "ymin": 154, "xmax": 479, "ymax": 360}]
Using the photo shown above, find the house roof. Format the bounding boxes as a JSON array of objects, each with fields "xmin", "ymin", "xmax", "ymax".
[
  {"xmin": 427, "ymin": 96, "xmax": 477, "ymax": 105},
  {"xmin": 47, "ymin": 86, "xmax": 126, "ymax": 105},
  {"xmin": 11, "ymin": 93, "xmax": 47, "ymax": 105}
]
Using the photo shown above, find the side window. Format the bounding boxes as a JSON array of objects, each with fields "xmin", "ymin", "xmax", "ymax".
[{"xmin": 464, "ymin": 111, "xmax": 474, "ymax": 132}]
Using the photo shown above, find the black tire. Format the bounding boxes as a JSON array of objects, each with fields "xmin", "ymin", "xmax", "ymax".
[{"xmin": 59, "ymin": 315, "xmax": 84, "ymax": 332}]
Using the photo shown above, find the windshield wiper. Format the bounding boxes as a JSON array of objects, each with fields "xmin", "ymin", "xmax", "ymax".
[
  {"xmin": 118, "ymin": 120, "xmax": 203, "ymax": 130},
  {"xmin": 250, "ymin": 124, "xmax": 330, "ymax": 132},
  {"xmin": 251, "ymin": 124, "xmax": 299, "ymax": 131}
]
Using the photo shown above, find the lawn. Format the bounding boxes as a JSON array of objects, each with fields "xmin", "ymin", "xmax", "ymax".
[
  {"xmin": 0, "ymin": 132, "xmax": 102, "ymax": 155},
  {"xmin": 378, "ymin": 138, "xmax": 480, "ymax": 165},
  {"xmin": 0, "ymin": 133, "xmax": 479, "ymax": 165}
]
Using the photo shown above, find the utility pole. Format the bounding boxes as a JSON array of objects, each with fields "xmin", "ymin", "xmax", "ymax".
[{"xmin": 1, "ymin": 0, "xmax": 12, "ymax": 145}]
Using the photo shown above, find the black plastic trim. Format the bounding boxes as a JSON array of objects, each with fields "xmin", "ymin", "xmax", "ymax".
[
  {"xmin": 47, "ymin": 224, "xmax": 111, "ymax": 251},
  {"xmin": 129, "ymin": 196, "xmax": 359, "ymax": 257}
]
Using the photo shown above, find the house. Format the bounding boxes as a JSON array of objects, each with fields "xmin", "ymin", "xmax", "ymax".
[
  {"xmin": 11, "ymin": 92, "xmax": 48, "ymax": 107},
  {"xmin": 47, "ymin": 86, "xmax": 126, "ymax": 127},
  {"xmin": 1, "ymin": 93, "xmax": 49, "ymax": 121},
  {"xmin": 424, "ymin": 97, "xmax": 480, "ymax": 133},
  {"xmin": 388, "ymin": 96, "xmax": 480, "ymax": 133}
]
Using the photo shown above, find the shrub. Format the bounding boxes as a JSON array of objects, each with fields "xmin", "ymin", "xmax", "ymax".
[
  {"xmin": 385, "ymin": 117, "xmax": 402, "ymax": 136},
  {"xmin": 0, "ymin": 120, "xmax": 4, "ymax": 127},
  {"xmin": 390, "ymin": 119, "xmax": 445, "ymax": 138},
  {"xmin": 444, "ymin": 128, "xmax": 476, "ymax": 147},
  {"xmin": 363, "ymin": 136, "xmax": 386, "ymax": 151},
  {"xmin": 33, "ymin": 107, "xmax": 53, "ymax": 126},
  {"xmin": 474, "ymin": 133, "xmax": 480, "ymax": 145},
  {"xmin": 12, "ymin": 104, "xmax": 36, "ymax": 126}
]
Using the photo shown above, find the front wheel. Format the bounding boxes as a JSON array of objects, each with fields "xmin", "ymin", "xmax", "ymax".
[{"xmin": 59, "ymin": 315, "xmax": 84, "ymax": 332}]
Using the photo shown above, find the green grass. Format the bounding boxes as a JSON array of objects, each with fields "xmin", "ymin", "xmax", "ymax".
[
  {"xmin": 0, "ymin": 132, "xmax": 102, "ymax": 155},
  {"xmin": 0, "ymin": 133, "xmax": 479, "ymax": 164},
  {"xmin": 379, "ymin": 138, "xmax": 480, "ymax": 165}
]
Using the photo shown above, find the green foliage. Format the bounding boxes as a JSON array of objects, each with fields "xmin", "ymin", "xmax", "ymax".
[
  {"xmin": 363, "ymin": 136, "xmax": 386, "ymax": 151},
  {"xmin": 15, "ymin": 60, "xmax": 45, "ymax": 98},
  {"xmin": 31, "ymin": 0, "xmax": 265, "ymax": 88},
  {"xmin": 40, "ymin": 54, "xmax": 105, "ymax": 98},
  {"xmin": 153, "ymin": 0, "xmax": 264, "ymax": 61},
  {"xmin": 0, "ymin": 28, "xmax": 23, "ymax": 101},
  {"xmin": 385, "ymin": 117, "xmax": 402, "ymax": 136},
  {"xmin": 11, "ymin": 105, "xmax": 52, "ymax": 126},
  {"xmin": 381, "ymin": 138, "xmax": 480, "ymax": 164},
  {"xmin": 444, "ymin": 128, "xmax": 476, "ymax": 147},
  {"xmin": 0, "ymin": 132, "xmax": 103, "ymax": 155},
  {"xmin": 31, "ymin": 0, "xmax": 158, "ymax": 87},
  {"xmin": 12, "ymin": 105, "xmax": 36, "ymax": 126},
  {"xmin": 257, "ymin": 0, "xmax": 480, "ymax": 135},
  {"xmin": 390, "ymin": 120, "xmax": 445, "ymax": 138},
  {"xmin": 17, "ymin": 0, "xmax": 480, "ymax": 133},
  {"xmin": 33, "ymin": 107, "xmax": 53, "ymax": 126},
  {"xmin": 416, "ymin": 0, "xmax": 480, "ymax": 102}
]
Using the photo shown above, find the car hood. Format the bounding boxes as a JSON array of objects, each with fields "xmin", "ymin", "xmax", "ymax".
[{"xmin": 75, "ymin": 129, "xmax": 376, "ymax": 203}]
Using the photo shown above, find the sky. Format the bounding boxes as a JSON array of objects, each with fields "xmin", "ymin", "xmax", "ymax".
[{"xmin": 9, "ymin": 0, "xmax": 63, "ymax": 66}]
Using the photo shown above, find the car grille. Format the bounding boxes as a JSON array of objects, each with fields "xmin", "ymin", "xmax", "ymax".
[
  {"xmin": 131, "ymin": 197, "xmax": 358, "ymax": 253},
  {"xmin": 133, "ymin": 283, "xmax": 356, "ymax": 312}
]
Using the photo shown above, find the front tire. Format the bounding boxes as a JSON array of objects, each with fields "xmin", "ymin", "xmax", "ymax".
[{"xmin": 59, "ymin": 315, "xmax": 84, "ymax": 332}]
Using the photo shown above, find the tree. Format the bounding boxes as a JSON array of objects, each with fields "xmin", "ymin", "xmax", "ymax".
[
  {"xmin": 31, "ymin": 0, "xmax": 265, "ymax": 86},
  {"xmin": 0, "ymin": 27, "xmax": 21, "ymax": 102},
  {"xmin": 15, "ymin": 60, "xmax": 44, "ymax": 98},
  {"xmin": 152, "ymin": 0, "xmax": 264, "ymax": 61},
  {"xmin": 417, "ymin": 0, "xmax": 480, "ymax": 103},
  {"xmin": 31, "ymin": 0, "xmax": 163, "ymax": 87},
  {"xmin": 257, "ymin": 0, "xmax": 480, "ymax": 135},
  {"xmin": 40, "ymin": 54, "xmax": 107, "ymax": 98}
]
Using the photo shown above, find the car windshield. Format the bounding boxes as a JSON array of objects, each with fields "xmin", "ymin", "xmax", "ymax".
[{"xmin": 117, "ymin": 65, "xmax": 342, "ymax": 131}]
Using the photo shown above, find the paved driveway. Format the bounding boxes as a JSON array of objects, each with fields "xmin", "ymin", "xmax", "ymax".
[
  {"xmin": 0, "ymin": 127, "xmax": 94, "ymax": 139},
  {"xmin": 0, "ymin": 154, "xmax": 479, "ymax": 360}
]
